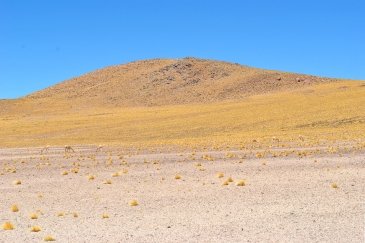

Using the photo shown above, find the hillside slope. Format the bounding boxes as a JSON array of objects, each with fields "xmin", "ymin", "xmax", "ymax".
[
  {"xmin": 25, "ymin": 57, "xmax": 334, "ymax": 108},
  {"xmin": 1, "ymin": 81, "xmax": 364, "ymax": 147},
  {"xmin": 1, "ymin": 58, "xmax": 364, "ymax": 148}
]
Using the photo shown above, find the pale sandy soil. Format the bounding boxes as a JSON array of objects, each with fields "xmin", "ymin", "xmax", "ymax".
[{"xmin": 0, "ymin": 146, "xmax": 364, "ymax": 242}]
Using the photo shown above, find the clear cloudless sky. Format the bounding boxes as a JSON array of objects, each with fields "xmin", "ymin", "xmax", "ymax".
[{"xmin": 1, "ymin": 0, "xmax": 364, "ymax": 98}]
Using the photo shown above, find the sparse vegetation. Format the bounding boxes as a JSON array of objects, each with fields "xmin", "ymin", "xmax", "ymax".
[
  {"xmin": 10, "ymin": 204, "xmax": 19, "ymax": 212},
  {"xmin": 129, "ymin": 200, "xmax": 139, "ymax": 206},
  {"xmin": 30, "ymin": 226, "xmax": 41, "ymax": 232},
  {"xmin": 13, "ymin": 179, "xmax": 21, "ymax": 185},
  {"xmin": 236, "ymin": 180, "xmax": 245, "ymax": 186},
  {"xmin": 44, "ymin": 235, "xmax": 56, "ymax": 241},
  {"xmin": 103, "ymin": 179, "xmax": 112, "ymax": 184},
  {"xmin": 2, "ymin": 222, "xmax": 14, "ymax": 230},
  {"xmin": 30, "ymin": 213, "xmax": 38, "ymax": 219},
  {"xmin": 331, "ymin": 183, "xmax": 338, "ymax": 189}
]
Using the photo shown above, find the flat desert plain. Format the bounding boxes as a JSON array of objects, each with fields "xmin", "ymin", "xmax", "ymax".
[{"xmin": 0, "ymin": 145, "xmax": 364, "ymax": 242}]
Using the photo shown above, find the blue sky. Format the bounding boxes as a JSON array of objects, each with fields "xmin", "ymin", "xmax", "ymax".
[{"xmin": 1, "ymin": 0, "xmax": 364, "ymax": 99}]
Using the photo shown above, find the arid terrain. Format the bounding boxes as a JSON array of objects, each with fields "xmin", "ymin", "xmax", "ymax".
[
  {"xmin": 1, "ymin": 58, "xmax": 365, "ymax": 242},
  {"xmin": 1, "ymin": 145, "xmax": 365, "ymax": 242},
  {"xmin": 0, "ymin": 58, "xmax": 364, "ymax": 148}
]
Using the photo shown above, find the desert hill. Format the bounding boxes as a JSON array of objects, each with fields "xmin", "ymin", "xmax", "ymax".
[
  {"xmin": 25, "ymin": 57, "xmax": 334, "ymax": 108},
  {"xmin": 0, "ymin": 57, "xmax": 364, "ymax": 147}
]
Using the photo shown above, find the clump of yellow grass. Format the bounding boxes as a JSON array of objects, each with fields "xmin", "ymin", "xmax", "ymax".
[
  {"xmin": 13, "ymin": 179, "xmax": 21, "ymax": 185},
  {"xmin": 129, "ymin": 200, "xmax": 139, "ymax": 206},
  {"xmin": 44, "ymin": 235, "xmax": 56, "ymax": 241},
  {"xmin": 331, "ymin": 183, "xmax": 338, "ymax": 189},
  {"xmin": 2, "ymin": 222, "xmax": 14, "ymax": 230},
  {"xmin": 10, "ymin": 204, "xmax": 19, "ymax": 212},
  {"xmin": 111, "ymin": 172, "xmax": 120, "ymax": 177},
  {"xmin": 30, "ymin": 225, "xmax": 41, "ymax": 232},
  {"xmin": 30, "ymin": 212, "xmax": 38, "ymax": 219},
  {"xmin": 103, "ymin": 179, "xmax": 112, "ymax": 184},
  {"xmin": 236, "ymin": 180, "xmax": 246, "ymax": 186}
]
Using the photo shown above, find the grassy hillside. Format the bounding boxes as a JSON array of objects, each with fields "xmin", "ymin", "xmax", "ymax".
[
  {"xmin": 1, "ymin": 81, "xmax": 364, "ymax": 148},
  {"xmin": 23, "ymin": 58, "xmax": 333, "ymax": 109}
]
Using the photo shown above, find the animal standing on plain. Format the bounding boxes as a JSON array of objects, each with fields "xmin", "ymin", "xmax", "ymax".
[
  {"xmin": 65, "ymin": 145, "xmax": 75, "ymax": 153},
  {"xmin": 96, "ymin": 145, "xmax": 103, "ymax": 152},
  {"xmin": 40, "ymin": 145, "xmax": 50, "ymax": 154}
]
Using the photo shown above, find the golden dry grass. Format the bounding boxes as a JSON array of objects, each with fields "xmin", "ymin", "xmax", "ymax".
[
  {"xmin": 12, "ymin": 180, "xmax": 21, "ymax": 185},
  {"xmin": 10, "ymin": 204, "xmax": 19, "ymax": 212},
  {"xmin": 236, "ymin": 180, "xmax": 246, "ymax": 186},
  {"xmin": 30, "ymin": 226, "xmax": 41, "ymax": 232},
  {"xmin": 29, "ymin": 213, "xmax": 38, "ymax": 219},
  {"xmin": 44, "ymin": 235, "xmax": 56, "ymax": 241},
  {"xmin": 129, "ymin": 200, "xmax": 139, "ymax": 206},
  {"xmin": 331, "ymin": 183, "xmax": 338, "ymax": 189},
  {"xmin": 2, "ymin": 222, "xmax": 15, "ymax": 230},
  {"xmin": 0, "ymin": 81, "xmax": 364, "ymax": 147}
]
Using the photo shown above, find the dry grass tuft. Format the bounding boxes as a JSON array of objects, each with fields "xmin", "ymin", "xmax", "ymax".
[
  {"xmin": 71, "ymin": 167, "xmax": 79, "ymax": 173},
  {"xmin": 129, "ymin": 200, "xmax": 139, "ymax": 206},
  {"xmin": 331, "ymin": 183, "xmax": 338, "ymax": 189},
  {"xmin": 13, "ymin": 179, "xmax": 21, "ymax": 185},
  {"xmin": 103, "ymin": 179, "xmax": 112, "ymax": 184},
  {"xmin": 236, "ymin": 180, "xmax": 246, "ymax": 186},
  {"xmin": 10, "ymin": 204, "xmax": 19, "ymax": 212},
  {"xmin": 102, "ymin": 213, "xmax": 109, "ymax": 219},
  {"xmin": 174, "ymin": 174, "xmax": 182, "ymax": 180},
  {"xmin": 30, "ymin": 225, "xmax": 41, "ymax": 232},
  {"xmin": 2, "ymin": 221, "xmax": 14, "ymax": 230},
  {"xmin": 30, "ymin": 212, "xmax": 38, "ymax": 219},
  {"xmin": 44, "ymin": 235, "xmax": 56, "ymax": 241},
  {"xmin": 111, "ymin": 172, "xmax": 120, "ymax": 177},
  {"xmin": 216, "ymin": 172, "xmax": 224, "ymax": 178},
  {"xmin": 226, "ymin": 153, "xmax": 235, "ymax": 158}
]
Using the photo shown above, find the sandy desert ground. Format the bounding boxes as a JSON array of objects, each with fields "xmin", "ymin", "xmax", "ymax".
[{"xmin": 1, "ymin": 145, "xmax": 364, "ymax": 242}]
